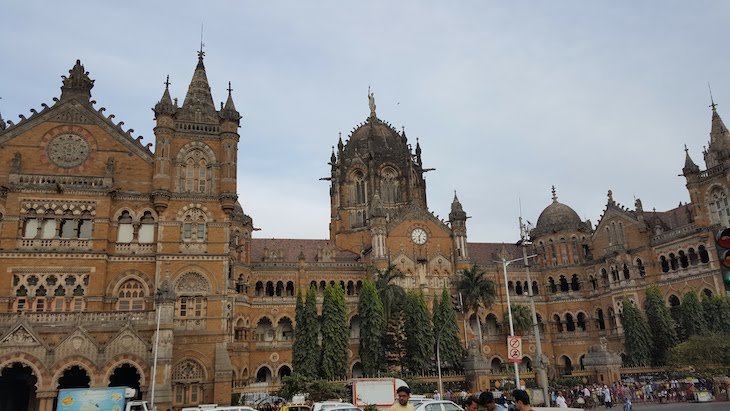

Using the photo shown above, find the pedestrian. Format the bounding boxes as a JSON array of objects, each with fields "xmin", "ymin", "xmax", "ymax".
[
  {"xmin": 434, "ymin": 390, "xmax": 441, "ymax": 400},
  {"xmin": 391, "ymin": 386, "xmax": 416, "ymax": 411},
  {"xmin": 555, "ymin": 391, "xmax": 567, "ymax": 408},
  {"xmin": 463, "ymin": 396, "xmax": 479, "ymax": 411},
  {"xmin": 512, "ymin": 389, "xmax": 532, "ymax": 411},
  {"xmin": 477, "ymin": 391, "xmax": 496, "ymax": 411},
  {"xmin": 604, "ymin": 385, "xmax": 612, "ymax": 408}
]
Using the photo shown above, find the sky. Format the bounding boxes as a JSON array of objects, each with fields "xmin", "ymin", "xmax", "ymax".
[{"xmin": 2, "ymin": 1, "xmax": 730, "ymax": 243}]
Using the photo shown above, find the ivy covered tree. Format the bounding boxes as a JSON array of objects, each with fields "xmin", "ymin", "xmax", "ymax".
[
  {"xmin": 703, "ymin": 294, "xmax": 730, "ymax": 333},
  {"xmin": 319, "ymin": 284, "xmax": 349, "ymax": 379},
  {"xmin": 433, "ymin": 288, "xmax": 465, "ymax": 370},
  {"xmin": 374, "ymin": 264, "xmax": 407, "ymax": 372},
  {"xmin": 403, "ymin": 289, "xmax": 434, "ymax": 374},
  {"xmin": 645, "ymin": 285, "xmax": 677, "ymax": 365},
  {"xmin": 294, "ymin": 286, "xmax": 320, "ymax": 378},
  {"xmin": 292, "ymin": 290, "xmax": 306, "ymax": 373},
  {"xmin": 678, "ymin": 291, "xmax": 708, "ymax": 340},
  {"xmin": 357, "ymin": 279, "xmax": 385, "ymax": 375},
  {"xmin": 620, "ymin": 298, "xmax": 652, "ymax": 366}
]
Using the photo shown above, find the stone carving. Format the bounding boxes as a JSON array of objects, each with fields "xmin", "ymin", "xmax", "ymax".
[
  {"xmin": 368, "ymin": 88, "xmax": 376, "ymax": 117},
  {"xmin": 175, "ymin": 272, "xmax": 210, "ymax": 294},
  {"xmin": 105, "ymin": 157, "xmax": 116, "ymax": 176},
  {"xmin": 172, "ymin": 359, "xmax": 204, "ymax": 382},
  {"xmin": 51, "ymin": 107, "xmax": 93, "ymax": 124},
  {"xmin": 2, "ymin": 326, "xmax": 37, "ymax": 345},
  {"xmin": 46, "ymin": 133, "xmax": 90, "ymax": 168}
]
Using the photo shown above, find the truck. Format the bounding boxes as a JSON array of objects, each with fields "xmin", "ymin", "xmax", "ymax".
[
  {"xmin": 347, "ymin": 378, "xmax": 409, "ymax": 409},
  {"xmin": 56, "ymin": 387, "xmax": 149, "ymax": 411}
]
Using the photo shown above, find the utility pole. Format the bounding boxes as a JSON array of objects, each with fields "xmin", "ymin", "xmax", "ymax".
[{"xmin": 519, "ymin": 216, "xmax": 550, "ymax": 406}]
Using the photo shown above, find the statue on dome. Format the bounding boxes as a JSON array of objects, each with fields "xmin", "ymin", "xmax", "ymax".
[{"xmin": 368, "ymin": 87, "xmax": 376, "ymax": 118}]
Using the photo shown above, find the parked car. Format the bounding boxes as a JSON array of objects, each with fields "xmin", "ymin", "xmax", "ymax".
[
  {"xmin": 280, "ymin": 404, "xmax": 311, "ymax": 411},
  {"xmin": 325, "ymin": 405, "xmax": 360, "ymax": 411},
  {"xmin": 413, "ymin": 400, "xmax": 463, "ymax": 411},
  {"xmin": 312, "ymin": 402, "xmax": 356, "ymax": 411}
]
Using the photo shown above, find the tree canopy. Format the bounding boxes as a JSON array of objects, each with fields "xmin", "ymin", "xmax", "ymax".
[
  {"xmin": 620, "ymin": 298, "xmax": 652, "ymax": 366},
  {"xmin": 433, "ymin": 288, "xmax": 465, "ymax": 370},
  {"xmin": 357, "ymin": 279, "xmax": 385, "ymax": 375},
  {"xmin": 645, "ymin": 285, "xmax": 678, "ymax": 366},
  {"xmin": 319, "ymin": 284, "xmax": 348, "ymax": 379}
]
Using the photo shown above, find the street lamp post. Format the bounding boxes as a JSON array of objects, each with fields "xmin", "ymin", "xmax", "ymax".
[
  {"xmin": 150, "ymin": 289, "xmax": 162, "ymax": 411},
  {"xmin": 496, "ymin": 253, "xmax": 525, "ymax": 389},
  {"xmin": 519, "ymin": 217, "xmax": 550, "ymax": 406},
  {"xmin": 436, "ymin": 332, "xmax": 443, "ymax": 398}
]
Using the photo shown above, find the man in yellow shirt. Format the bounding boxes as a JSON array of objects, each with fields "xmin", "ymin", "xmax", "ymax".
[{"xmin": 390, "ymin": 386, "xmax": 416, "ymax": 411}]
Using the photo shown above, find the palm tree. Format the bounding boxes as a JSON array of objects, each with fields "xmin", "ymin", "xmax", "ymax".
[
  {"xmin": 506, "ymin": 304, "xmax": 532, "ymax": 335},
  {"xmin": 456, "ymin": 265, "xmax": 497, "ymax": 346},
  {"xmin": 373, "ymin": 264, "xmax": 406, "ymax": 324}
]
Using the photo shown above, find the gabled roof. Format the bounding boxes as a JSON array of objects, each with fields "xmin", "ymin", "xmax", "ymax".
[{"xmin": 0, "ymin": 60, "xmax": 154, "ymax": 162}]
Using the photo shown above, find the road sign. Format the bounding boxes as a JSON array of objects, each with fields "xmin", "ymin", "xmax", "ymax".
[{"xmin": 507, "ymin": 336, "xmax": 522, "ymax": 363}]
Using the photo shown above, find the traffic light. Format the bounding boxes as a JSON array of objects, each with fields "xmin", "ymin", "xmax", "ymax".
[
  {"xmin": 715, "ymin": 228, "xmax": 730, "ymax": 291},
  {"xmin": 451, "ymin": 293, "xmax": 464, "ymax": 313}
]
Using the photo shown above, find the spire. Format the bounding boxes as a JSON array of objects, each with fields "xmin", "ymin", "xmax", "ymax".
[
  {"xmin": 449, "ymin": 190, "xmax": 467, "ymax": 221},
  {"xmin": 710, "ymin": 101, "xmax": 730, "ymax": 144},
  {"xmin": 682, "ymin": 144, "xmax": 700, "ymax": 175},
  {"xmin": 337, "ymin": 132, "xmax": 344, "ymax": 152},
  {"xmin": 415, "ymin": 137, "xmax": 422, "ymax": 166},
  {"xmin": 219, "ymin": 81, "xmax": 241, "ymax": 123},
  {"xmin": 180, "ymin": 50, "xmax": 217, "ymax": 120},
  {"xmin": 551, "ymin": 185, "xmax": 558, "ymax": 202},
  {"xmin": 153, "ymin": 75, "xmax": 176, "ymax": 117},
  {"xmin": 59, "ymin": 60, "xmax": 94, "ymax": 104}
]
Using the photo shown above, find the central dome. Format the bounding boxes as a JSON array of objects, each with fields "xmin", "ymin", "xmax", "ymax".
[
  {"xmin": 532, "ymin": 188, "xmax": 587, "ymax": 236},
  {"xmin": 344, "ymin": 116, "xmax": 408, "ymax": 156}
]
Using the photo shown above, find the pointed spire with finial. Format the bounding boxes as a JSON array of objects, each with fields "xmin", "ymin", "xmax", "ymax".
[
  {"xmin": 59, "ymin": 59, "xmax": 95, "ymax": 104},
  {"xmin": 551, "ymin": 185, "xmax": 558, "ymax": 202},
  {"xmin": 682, "ymin": 144, "xmax": 700, "ymax": 175},
  {"xmin": 415, "ymin": 137, "xmax": 422, "ymax": 166},
  {"xmin": 180, "ymin": 48, "xmax": 217, "ymax": 120},
  {"xmin": 449, "ymin": 190, "xmax": 467, "ymax": 222},
  {"xmin": 153, "ymin": 75, "xmax": 176, "ymax": 117},
  {"xmin": 337, "ymin": 132, "xmax": 344, "ymax": 152},
  {"xmin": 219, "ymin": 81, "xmax": 241, "ymax": 123}
]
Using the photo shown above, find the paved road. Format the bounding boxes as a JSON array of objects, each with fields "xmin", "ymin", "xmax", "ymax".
[{"xmin": 627, "ymin": 402, "xmax": 728, "ymax": 411}]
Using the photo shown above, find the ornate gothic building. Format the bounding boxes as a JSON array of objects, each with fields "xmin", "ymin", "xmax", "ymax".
[{"xmin": 0, "ymin": 55, "xmax": 726, "ymax": 410}]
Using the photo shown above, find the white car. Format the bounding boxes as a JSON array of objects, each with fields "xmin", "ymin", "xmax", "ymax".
[
  {"xmin": 312, "ymin": 402, "xmax": 356, "ymax": 411},
  {"xmin": 325, "ymin": 405, "xmax": 360, "ymax": 411},
  {"xmin": 413, "ymin": 400, "xmax": 463, "ymax": 411}
]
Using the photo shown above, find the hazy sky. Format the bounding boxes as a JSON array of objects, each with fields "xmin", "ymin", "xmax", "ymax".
[{"xmin": 2, "ymin": 1, "xmax": 729, "ymax": 243}]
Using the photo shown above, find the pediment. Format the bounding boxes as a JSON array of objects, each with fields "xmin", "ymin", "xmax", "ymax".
[
  {"xmin": 0, "ymin": 99, "xmax": 153, "ymax": 163},
  {"xmin": 55, "ymin": 327, "xmax": 99, "ymax": 360},
  {"xmin": 105, "ymin": 325, "xmax": 149, "ymax": 360},
  {"xmin": 0, "ymin": 322, "xmax": 45, "ymax": 347}
]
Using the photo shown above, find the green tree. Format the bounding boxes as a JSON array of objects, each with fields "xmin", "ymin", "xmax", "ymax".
[
  {"xmin": 678, "ymin": 291, "xmax": 708, "ymax": 340},
  {"xmin": 433, "ymin": 288, "xmax": 465, "ymax": 370},
  {"xmin": 297, "ymin": 286, "xmax": 320, "ymax": 378},
  {"xmin": 504, "ymin": 304, "xmax": 532, "ymax": 335},
  {"xmin": 645, "ymin": 285, "xmax": 678, "ymax": 365},
  {"xmin": 456, "ymin": 266, "xmax": 497, "ymax": 346},
  {"xmin": 702, "ymin": 294, "xmax": 730, "ymax": 333},
  {"xmin": 668, "ymin": 333, "xmax": 730, "ymax": 368},
  {"xmin": 292, "ymin": 290, "xmax": 306, "ymax": 373},
  {"xmin": 620, "ymin": 298, "xmax": 652, "ymax": 366},
  {"xmin": 319, "ymin": 284, "xmax": 348, "ymax": 379},
  {"xmin": 403, "ymin": 289, "xmax": 434, "ymax": 374},
  {"xmin": 373, "ymin": 264, "xmax": 406, "ymax": 324},
  {"xmin": 357, "ymin": 279, "xmax": 385, "ymax": 375}
]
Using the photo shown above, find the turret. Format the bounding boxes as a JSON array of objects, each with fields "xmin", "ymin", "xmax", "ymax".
[
  {"xmin": 449, "ymin": 192, "xmax": 469, "ymax": 261},
  {"xmin": 682, "ymin": 145, "xmax": 700, "ymax": 182},
  {"xmin": 59, "ymin": 60, "xmax": 94, "ymax": 105},
  {"xmin": 704, "ymin": 100, "xmax": 730, "ymax": 168},
  {"xmin": 152, "ymin": 76, "xmax": 177, "ymax": 205}
]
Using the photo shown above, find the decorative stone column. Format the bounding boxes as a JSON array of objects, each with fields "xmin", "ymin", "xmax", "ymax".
[
  {"xmin": 149, "ymin": 280, "xmax": 176, "ymax": 410},
  {"xmin": 36, "ymin": 390, "xmax": 57, "ymax": 411},
  {"xmin": 463, "ymin": 339, "xmax": 490, "ymax": 392}
]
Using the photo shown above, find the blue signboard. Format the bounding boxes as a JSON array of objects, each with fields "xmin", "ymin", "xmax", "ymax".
[{"xmin": 56, "ymin": 387, "xmax": 127, "ymax": 411}]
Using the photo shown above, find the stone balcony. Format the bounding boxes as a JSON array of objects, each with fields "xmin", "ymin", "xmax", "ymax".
[
  {"xmin": 114, "ymin": 242, "xmax": 155, "ymax": 255},
  {"xmin": 0, "ymin": 310, "xmax": 155, "ymax": 328},
  {"xmin": 18, "ymin": 238, "xmax": 92, "ymax": 251}
]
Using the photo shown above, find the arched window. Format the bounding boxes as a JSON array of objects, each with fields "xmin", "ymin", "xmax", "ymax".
[
  {"xmin": 532, "ymin": 281, "xmax": 539, "ymax": 295},
  {"xmin": 117, "ymin": 211, "xmax": 134, "ymax": 243},
  {"xmin": 659, "ymin": 256, "xmax": 669, "ymax": 272},
  {"xmin": 181, "ymin": 149, "xmax": 212, "ymax": 194},
  {"xmin": 173, "ymin": 360, "xmax": 205, "ymax": 407},
  {"xmin": 256, "ymin": 317, "xmax": 274, "ymax": 341},
  {"xmin": 286, "ymin": 281, "xmax": 295, "ymax": 297},
  {"xmin": 669, "ymin": 253, "xmax": 678, "ymax": 271},
  {"xmin": 255, "ymin": 281, "xmax": 264, "ymax": 297},
  {"xmin": 175, "ymin": 272, "xmax": 209, "ymax": 319},
  {"xmin": 570, "ymin": 274, "xmax": 580, "ymax": 291},
  {"xmin": 565, "ymin": 313, "xmax": 576, "ymax": 332},
  {"xmin": 601, "ymin": 268, "xmax": 609, "ymax": 286},
  {"xmin": 703, "ymin": 288, "xmax": 713, "ymax": 298},
  {"xmin": 117, "ymin": 279, "xmax": 145, "ymax": 311},
  {"xmin": 688, "ymin": 248, "xmax": 698, "ymax": 266},
  {"xmin": 380, "ymin": 167, "xmax": 399, "ymax": 203},
  {"xmin": 623, "ymin": 264, "xmax": 630, "ymax": 280},
  {"xmin": 548, "ymin": 277, "xmax": 557, "ymax": 293},
  {"xmin": 181, "ymin": 209, "xmax": 207, "ymax": 242},
  {"xmin": 234, "ymin": 318, "xmax": 246, "ymax": 341},
  {"xmin": 508, "ymin": 281, "xmax": 514, "ymax": 295},
  {"xmin": 577, "ymin": 313, "xmax": 587, "ymax": 331},
  {"xmin": 275, "ymin": 281, "xmax": 284, "ymax": 297},
  {"xmin": 698, "ymin": 245, "xmax": 710, "ymax": 263},
  {"xmin": 138, "ymin": 211, "xmax": 155, "ymax": 243},
  {"xmin": 276, "ymin": 317, "xmax": 294, "ymax": 341},
  {"xmin": 23, "ymin": 209, "xmax": 39, "ymax": 238},
  {"xmin": 668, "ymin": 295, "xmax": 680, "ymax": 307},
  {"xmin": 514, "ymin": 281, "xmax": 523, "ymax": 295},
  {"xmin": 266, "ymin": 281, "xmax": 275, "ymax": 297},
  {"xmin": 595, "ymin": 308, "xmax": 606, "ymax": 330},
  {"xmin": 351, "ymin": 170, "xmax": 367, "ymax": 205},
  {"xmin": 349, "ymin": 315, "xmax": 361, "ymax": 339},
  {"xmin": 559, "ymin": 275, "xmax": 569, "ymax": 292},
  {"xmin": 709, "ymin": 187, "xmax": 730, "ymax": 226},
  {"xmin": 589, "ymin": 276, "xmax": 597, "ymax": 290},
  {"xmin": 553, "ymin": 314, "xmax": 563, "ymax": 333},
  {"xmin": 40, "ymin": 210, "xmax": 56, "ymax": 239},
  {"xmin": 636, "ymin": 258, "xmax": 646, "ymax": 277}
]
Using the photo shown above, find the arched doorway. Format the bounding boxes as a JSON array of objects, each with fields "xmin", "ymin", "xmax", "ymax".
[
  {"xmin": 109, "ymin": 364, "xmax": 142, "ymax": 399},
  {"xmin": 351, "ymin": 362, "xmax": 363, "ymax": 378},
  {"xmin": 256, "ymin": 366, "xmax": 272, "ymax": 383},
  {"xmin": 0, "ymin": 363, "xmax": 38, "ymax": 411},
  {"xmin": 58, "ymin": 365, "xmax": 91, "ymax": 389},
  {"xmin": 277, "ymin": 365, "xmax": 291, "ymax": 382}
]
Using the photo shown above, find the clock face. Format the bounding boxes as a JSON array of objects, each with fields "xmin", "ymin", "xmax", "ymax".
[
  {"xmin": 46, "ymin": 133, "xmax": 90, "ymax": 168},
  {"xmin": 411, "ymin": 228, "xmax": 428, "ymax": 245}
]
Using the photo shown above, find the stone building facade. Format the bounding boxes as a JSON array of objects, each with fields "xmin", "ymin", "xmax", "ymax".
[{"xmin": 0, "ymin": 55, "xmax": 727, "ymax": 410}]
